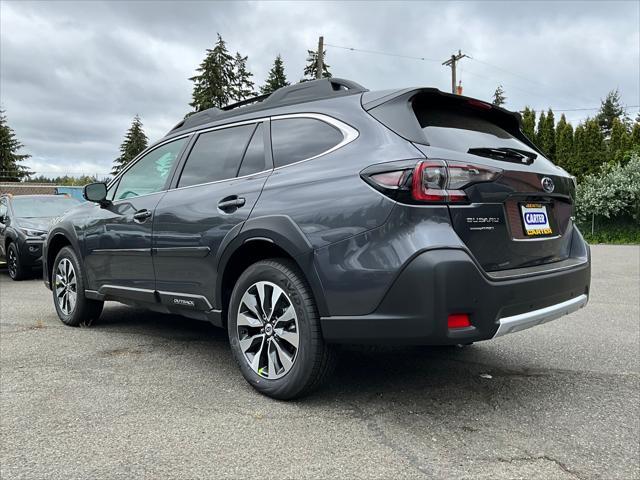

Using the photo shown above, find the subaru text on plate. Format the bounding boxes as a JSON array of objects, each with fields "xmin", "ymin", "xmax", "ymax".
[{"xmin": 43, "ymin": 79, "xmax": 590, "ymax": 399}]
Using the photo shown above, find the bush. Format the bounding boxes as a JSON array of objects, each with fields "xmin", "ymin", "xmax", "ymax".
[{"xmin": 575, "ymin": 154, "xmax": 640, "ymax": 224}]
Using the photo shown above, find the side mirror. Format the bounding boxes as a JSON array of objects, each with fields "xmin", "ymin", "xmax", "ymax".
[{"xmin": 83, "ymin": 182, "xmax": 109, "ymax": 206}]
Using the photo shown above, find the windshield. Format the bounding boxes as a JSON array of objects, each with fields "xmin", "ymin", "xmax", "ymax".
[{"xmin": 11, "ymin": 196, "xmax": 80, "ymax": 218}]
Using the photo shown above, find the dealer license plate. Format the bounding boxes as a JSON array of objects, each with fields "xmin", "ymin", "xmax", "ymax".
[{"xmin": 521, "ymin": 203, "xmax": 553, "ymax": 236}]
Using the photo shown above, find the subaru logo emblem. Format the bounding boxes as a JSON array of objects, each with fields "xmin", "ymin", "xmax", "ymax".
[{"xmin": 541, "ymin": 177, "xmax": 554, "ymax": 193}]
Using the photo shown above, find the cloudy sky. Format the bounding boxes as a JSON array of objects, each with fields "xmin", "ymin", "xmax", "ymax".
[{"xmin": 1, "ymin": 0, "xmax": 638, "ymax": 178}]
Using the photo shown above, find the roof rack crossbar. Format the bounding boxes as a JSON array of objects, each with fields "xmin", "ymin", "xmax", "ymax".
[{"xmin": 221, "ymin": 93, "xmax": 271, "ymax": 111}]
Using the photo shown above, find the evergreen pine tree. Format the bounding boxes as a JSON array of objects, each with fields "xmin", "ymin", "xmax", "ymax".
[
  {"xmin": 541, "ymin": 108, "xmax": 556, "ymax": 161},
  {"xmin": 189, "ymin": 34, "xmax": 236, "ymax": 111},
  {"xmin": 302, "ymin": 49, "xmax": 331, "ymax": 81},
  {"xmin": 555, "ymin": 114, "xmax": 574, "ymax": 170},
  {"xmin": 596, "ymin": 89, "xmax": 627, "ymax": 137},
  {"xmin": 608, "ymin": 117, "xmax": 630, "ymax": 164},
  {"xmin": 536, "ymin": 111, "xmax": 547, "ymax": 151},
  {"xmin": 260, "ymin": 55, "xmax": 290, "ymax": 95},
  {"xmin": 571, "ymin": 123, "xmax": 586, "ymax": 178},
  {"xmin": 491, "ymin": 85, "xmax": 506, "ymax": 107},
  {"xmin": 521, "ymin": 107, "xmax": 536, "ymax": 142},
  {"xmin": 0, "ymin": 109, "xmax": 32, "ymax": 181},
  {"xmin": 230, "ymin": 52, "xmax": 255, "ymax": 102},
  {"xmin": 111, "ymin": 115, "xmax": 149, "ymax": 175},
  {"xmin": 574, "ymin": 118, "xmax": 605, "ymax": 178},
  {"xmin": 631, "ymin": 122, "xmax": 640, "ymax": 147}
]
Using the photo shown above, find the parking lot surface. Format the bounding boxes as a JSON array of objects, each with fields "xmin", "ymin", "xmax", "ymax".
[{"xmin": 0, "ymin": 245, "xmax": 638, "ymax": 479}]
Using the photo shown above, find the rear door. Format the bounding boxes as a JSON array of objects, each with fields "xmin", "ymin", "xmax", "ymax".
[
  {"xmin": 152, "ymin": 121, "xmax": 271, "ymax": 310},
  {"xmin": 82, "ymin": 136, "xmax": 189, "ymax": 299}
]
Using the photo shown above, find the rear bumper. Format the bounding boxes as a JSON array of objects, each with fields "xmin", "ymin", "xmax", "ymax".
[
  {"xmin": 493, "ymin": 294, "xmax": 587, "ymax": 337},
  {"xmin": 320, "ymin": 245, "xmax": 590, "ymax": 345}
]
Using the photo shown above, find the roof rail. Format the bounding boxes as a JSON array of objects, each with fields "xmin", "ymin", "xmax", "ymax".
[
  {"xmin": 167, "ymin": 78, "xmax": 367, "ymax": 135},
  {"xmin": 262, "ymin": 78, "xmax": 367, "ymax": 106}
]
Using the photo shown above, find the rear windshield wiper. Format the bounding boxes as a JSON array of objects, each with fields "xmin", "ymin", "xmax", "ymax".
[{"xmin": 467, "ymin": 147, "xmax": 537, "ymax": 165}]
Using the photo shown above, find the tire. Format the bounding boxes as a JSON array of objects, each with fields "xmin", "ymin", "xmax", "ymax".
[
  {"xmin": 7, "ymin": 242, "xmax": 26, "ymax": 281},
  {"xmin": 52, "ymin": 246, "xmax": 103, "ymax": 327},
  {"xmin": 228, "ymin": 258, "xmax": 336, "ymax": 400}
]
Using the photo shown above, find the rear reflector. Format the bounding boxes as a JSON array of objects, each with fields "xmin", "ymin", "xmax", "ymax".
[
  {"xmin": 370, "ymin": 170, "xmax": 406, "ymax": 188},
  {"xmin": 448, "ymin": 314, "xmax": 471, "ymax": 329}
]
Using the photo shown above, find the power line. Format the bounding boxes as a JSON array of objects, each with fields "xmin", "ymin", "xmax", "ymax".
[
  {"xmin": 468, "ymin": 56, "xmax": 545, "ymax": 87},
  {"xmin": 325, "ymin": 40, "xmax": 600, "ymax": 110},
  {"xmin": 524, "ymin": 105, "xmax": 639, "ymax": 112},
  {"xmin": 324, "ymin": 43, "xmax": 440, "ymax": 63}
]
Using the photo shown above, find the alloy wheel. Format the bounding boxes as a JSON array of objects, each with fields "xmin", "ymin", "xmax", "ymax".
[
  {"xmin": 236, "ymin": 281, "xmax": 300, "ymax": 379},
  {"xmin": 7, "ymin": 248, "xmax": 17, "ymax": 278},
  {"xmin": 55, "ymin": 258, "xmax": 77, "ymax": 315}
]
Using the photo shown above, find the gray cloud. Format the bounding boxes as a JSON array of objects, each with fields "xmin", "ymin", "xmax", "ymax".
[{"xmin": 1, "ymin": 0, "xmax": 638, "ymax": 177}]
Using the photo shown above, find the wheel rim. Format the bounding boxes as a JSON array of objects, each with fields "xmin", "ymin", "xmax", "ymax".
[
  {"xmin": 7, "ymin": 248, "xmax": 17, "ymax": 278},
  {"xmin": 236, "ymin": 281, "xmax": 300, "ymax": 379},
  {"xmin": 55, "ymin": 258, "xmax": 77, "ymax": 315}
]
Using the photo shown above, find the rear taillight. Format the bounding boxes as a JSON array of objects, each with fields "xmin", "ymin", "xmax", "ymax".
[
  {"xmin": 411, "ymin": 160, "xmax": 499, "ymax": 203},
  {"xmin": 363, "ymin": 159, "xmax": 501, "ymax": 204}
]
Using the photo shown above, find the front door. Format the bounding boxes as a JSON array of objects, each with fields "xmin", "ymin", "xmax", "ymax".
[
  {"xmin": 83, "ymin": 136, "xmax": 189, "ymax": 301},
  {"xmin": 152, "ymin": 121, "xmax": 271, "ymax": 309}
]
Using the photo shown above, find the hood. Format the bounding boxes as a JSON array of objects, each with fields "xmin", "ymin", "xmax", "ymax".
[{"xmin": 16, "ymin": 217, "xmax": 54, "ymax": 232}]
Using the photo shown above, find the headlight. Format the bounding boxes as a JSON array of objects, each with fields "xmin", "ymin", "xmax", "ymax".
[{"xmin": 20, "ymin": 228, "xmax": 46, "ymax": 238}]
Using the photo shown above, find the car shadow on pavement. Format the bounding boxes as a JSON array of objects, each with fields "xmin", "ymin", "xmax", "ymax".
[{"xmin": 92, "ymin": 303, "xmax": 563, "ymax": 413}]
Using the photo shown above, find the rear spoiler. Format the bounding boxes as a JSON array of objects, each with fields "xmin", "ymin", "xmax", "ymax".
[{"xmin": 362, "ymin": 88, "xmax": 542, "ymax": 155}]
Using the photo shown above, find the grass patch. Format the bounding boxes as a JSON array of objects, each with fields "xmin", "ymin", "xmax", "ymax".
[{"xmin": 577, "ymin": 217, "xmax": 640, "ymax": 244}]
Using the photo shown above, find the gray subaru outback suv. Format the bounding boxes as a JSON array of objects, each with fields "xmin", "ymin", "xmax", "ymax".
[{"xmin": 43, "ymin": 78, "xmax": 590, "ymax": 399}]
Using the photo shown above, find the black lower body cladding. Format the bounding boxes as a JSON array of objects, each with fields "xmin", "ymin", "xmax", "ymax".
[{"xmin": 320, "ymin": 246, "xmax": 590, "ymax": 345}]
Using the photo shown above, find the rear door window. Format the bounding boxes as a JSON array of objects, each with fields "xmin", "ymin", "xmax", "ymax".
[
  {"xmin": 178, "ymin": 124, "xmax": 255, "ymax": 187},
  {"xmin": 238, "ymin": 124, "xmax": 267, "ymax": 177},
  {"xmin": 271, "ymin": 118, "xmax": 343, "ymax": 168}
]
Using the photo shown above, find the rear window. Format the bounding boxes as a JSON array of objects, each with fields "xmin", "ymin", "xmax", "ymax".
[
  {"xmin": 271, "ymin": 118, "xmax": 343, "ymax": 168},
  {"xmin": 416, "ymin": 107, "xmax": 535, "ymax": 154},
  {"xmin": 412, "ymin": 95, "xmax": 536, "ymax": 155}
]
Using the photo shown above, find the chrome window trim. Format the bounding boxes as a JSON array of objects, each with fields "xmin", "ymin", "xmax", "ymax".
[
  {"xmin": 167, "ymin": 168, "xmax": 272, "ymax": 193},
  {"xmin": 165, "ymin": 113, "xmax": 359, "ymax": 192},
  {"xmin": 107, "ymin": 113, "xmax": 359, "ymax": 196},
  {"xmin": 193, "ymin": 117, "xmax": 269, "ymax": 135}
]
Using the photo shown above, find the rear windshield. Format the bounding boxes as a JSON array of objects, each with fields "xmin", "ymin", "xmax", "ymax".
[
  {"xmin": 414, "ymin": 101, "xmax": 536, "ymax": 154},
  {"xmin": 11, "ymin": 196, "xmax": 80, "ymax": 218}
]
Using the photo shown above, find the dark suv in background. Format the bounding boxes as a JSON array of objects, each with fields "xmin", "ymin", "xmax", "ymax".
[
  {"xmin": 43, "ymin": 78, "xmax": 590, "ymax": 399},
  {"xmin": 0, "ymin": 194, "xmax": 80, "ymax": 280}
]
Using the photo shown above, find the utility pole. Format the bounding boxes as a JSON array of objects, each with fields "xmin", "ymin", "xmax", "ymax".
[
  {"xmin": 442, "ymin": 50, "xmax": 468, "ymax": 94},
  {"xmin": 316, "ymin": 36, "xmax": 324, "ymax": 79}
]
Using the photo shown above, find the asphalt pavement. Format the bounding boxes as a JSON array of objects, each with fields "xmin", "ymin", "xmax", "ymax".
[{"xmin": 0, "ymin": 245, "xmax": 638, "ymax": 479}]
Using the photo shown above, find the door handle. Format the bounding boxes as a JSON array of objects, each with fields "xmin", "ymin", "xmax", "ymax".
[
  {"xmin": 133, "ymin": 209, "xmax": 153, "ymax": 222},
  {"xmin": 217, "ymin": 196, "xmax": 246, "ymax": 211}
]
